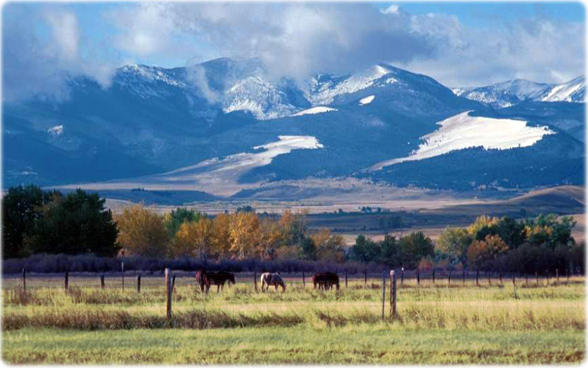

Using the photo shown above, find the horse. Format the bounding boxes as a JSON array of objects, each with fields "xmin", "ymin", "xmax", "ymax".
[
  {"xmin": 195, "ymin": 270, "xmax": 235, "ymax": 293},
  {"xmin": 260, "ymin": 272, "xmax": 286, "ymax": 292},
  {"xmin": 313, "ymin": 272, "xmax": 340, "ymax": 290}
]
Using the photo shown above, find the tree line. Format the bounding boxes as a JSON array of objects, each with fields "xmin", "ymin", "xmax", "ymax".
[
  {"xmin": 2, "ymin": 185, "xmax": 584, "ymax": 274},
  {"xmin": 348, "ymin": 214, "xmax": 584, "ymax": 274}
]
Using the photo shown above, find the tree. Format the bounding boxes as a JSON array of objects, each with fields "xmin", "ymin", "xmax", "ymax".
[
  {"xmin": 399, "ymin": 232, "xmax": 434, "ymax": 269},
  {"xmin": 467, "ymin": 215, "xmax": 499, "ymax": 241},
  {"xmin": 436, "ymin": 227, "xmax": 471, "ymax": 266},
  {"xmin": 313, "ymin": 228, "xmax": 346, "ymax": 263},
  {"xmin": 495, "ymin": 217, "xmax": 525, "ymax": 249},
  {"xmin": 229, "ymin": 212, "xmax": 261, "ymax": 259},
  {"xmin": 211, "ymin": 213, "xmax": 232, "ymax": 258},
  {"xmin": 170, "ymin": 217, "xmax": 212, "ymax": 260},
  {"xmin": 466, "ymin": 234, "xmax": 508, "ymax": 270},
  {"xmin": 115, "ymin": 203, "xmax": 168, "ymax": 257},
  {"xmin": 380, "ymin": 235, "xmax": 401, "ymax": 267},
  {"xmin": 300, "ymin": 237, "xmax": 317, "ymax": 260},
  {"xmin": 2, "ymin": 185, "xmax": 58, "ymax": 258},
  {"xmin": 524, "ymin": 214, "xmax": 576, "ymax": 249},
  {"xmin": 25, "ymin": 189, "xmax": 119, "ymax": 257},
  {"xmin": 163, "ymin": 208, "xmax": 205, "ymax": 238},
  {"xmin": 349, "ymin": 235, "xmax": 380, "ymax": 263}
]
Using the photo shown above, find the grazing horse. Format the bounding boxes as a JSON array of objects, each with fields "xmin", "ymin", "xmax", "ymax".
[
  {"xmin": 313, "ymin": 272, "xmax": 340, "ymax": 290},
  {"xmin": 260, "ymin": 272, "xmax": 286, "ymax": 292},
  {"xmin": 196, "ymin": 270, "xmax": 235, "ymax": 293}
]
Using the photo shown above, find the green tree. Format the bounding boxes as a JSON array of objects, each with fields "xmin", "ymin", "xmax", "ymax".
[
  {"xmin": 25, "ymin": 189, "xmax": 119, "ymax": 256},
  {"xmin": 436, "ymin": 227, "xmax": 471, "ymax": 266},
  {"xmin": 495, "ymin": 217, "xmax": 526, "ymax": 249},
  {"xmin": 349, "ymin": 235, "xmax": 381, "ymax": 263},
  {"xmin": 399, "ymin": 232, "xmax": 434, "ymax": 269},
  {"xmin": 163, "ymin": 208, "xmax": 205, "ymax": 238},
  {"xmin": 380, "ymin": 235, "xmax": 401, "ymax": 267},
  {"xmin": 300, "ymin": 237, "xmax": 317, "ymax": 260},
  {"xmin": 2, "ymin": 185, "xmax": 58, "ymax": 258}
]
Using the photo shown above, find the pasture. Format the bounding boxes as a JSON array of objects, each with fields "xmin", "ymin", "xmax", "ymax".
[{"xmin": 1, "ymin": 272, "xmax": 585, "ymax": 364}]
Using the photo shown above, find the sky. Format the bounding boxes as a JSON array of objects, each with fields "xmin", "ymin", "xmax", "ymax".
[{"xmin": 2, "ymin": 1, "xmax": 586, "ymax": 102}]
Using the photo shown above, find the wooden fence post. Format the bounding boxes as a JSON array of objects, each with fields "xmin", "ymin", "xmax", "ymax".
[
  {"xmin": 121, "ymin": 262, "xmax": 125, "ymax": 291},
  {"xmin": 401, "ymin": 268, "xmax": 404, "ymax": 285},
  {"xmin": 303, "ymin": 271, "xmax": 306, "ymax": 287},
  {"xmin": 448, "ymin": 270, "xmax": 451, "ymax": 286},
  {"xmin": 512, "ymin": 273, "xmax": 516, "ymax": 286},
  {"xmin": 463, "ymin": 269, "xmax": 466, "ymax": 285},
  {"xmin": 65, "ymin": 271, "xmax": 69, "ymax": 290},
  {"xmin": 137, "ymin": 275, "xmax": 141, "ymax": 293},
  {"xmin": 172, "ymin": 275, "xmax": 176, "ymax": 290},
  {"xmin": 389, "ymin": 270, "xmax": 397, "ymax": 318},
  {"xmin": 364, "ymin": 269, "xmax": 368, "ymax": 288},
  {"xmin": 488, "ymin": 271, "xmax": 492, "ymax": 286},
  {"xmin": 417, "ymin": 270, "xmax": 420, "ymax": 286},
  {"xmin": 475, "ymin": 270, "xmax": 479, "ymax": 286},
  {"xmin": 499, "ymin": 271, "xmax": 503, "ymax": 285},
  {"xmin": 100, "ymin": 273, "xmax": 105, "ymax": 289},
  {"xmin": 165, "ymin": 268, "xmax": 172, "ymax": 320},
  {"xmin": 345, "ymin": 271, "xmax": 348, "ymax": 288},
  {"xmin": 432, "ymin": 269, "xmax": 435, "ymax": 284},
  {"xmin": 254, "ymin": 271, "xmax": 258, "ymax": 292},
  {"xmin": 381, "ymin": 270, "xmax": 386, "ymax": 320},
  {"xmin": 22, "ymin": 268, "xmax": 26, "ymax": 292}
]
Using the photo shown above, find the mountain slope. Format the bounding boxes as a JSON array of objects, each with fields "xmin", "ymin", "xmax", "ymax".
[
  {"xmin": 453, "ymin": 77, "xmax": 585, "ymax": 108},
  {"xmin": 3, "ymin": 58, "xmax": 584, "ymax": 195}
]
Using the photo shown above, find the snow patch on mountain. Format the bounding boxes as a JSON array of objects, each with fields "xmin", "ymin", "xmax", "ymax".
[
  {"xmin": 371, "ymin": 111, "xmax": 555, "ymax": 170},
  {"xmin": 541, "ymin": 76, "xmax": 585, "ymax": 102},
  {"xmin": 359, "ymin": 95, "xmax": 375, "ymax": 105},
  {"xmin": 291, "ymin": 106, "xmax": 337, "ymax": 117},
  {"xmin": 71, "ymin": 136, "xmax": 324, "ymax": 196},
  {"xmin": 454, "ymin": 77, "xmax": 585, "ymax": 107},
  {"xmin": 223, "ymin": 75, "xmax": 300, "ymax": 119},
  {"xmin": 47, "ymin": 125, "xmax": 64, "ymax": 136},
  {"xmin": 308, "ymin": 65, "xmax": 395, "ymax": 105}
]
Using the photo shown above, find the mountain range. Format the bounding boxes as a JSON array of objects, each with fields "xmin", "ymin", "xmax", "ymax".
[
  {"xmin": 3, "ymin": 57, "xmax": 585, "ymax": 201},
  {"xmin": 453, "ymin": 77, "xmax": 585, "ymax": 108}
]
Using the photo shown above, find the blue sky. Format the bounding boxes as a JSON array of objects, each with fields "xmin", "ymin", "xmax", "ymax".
[{"xmin": 2, "ymin": 2, "xmax": 585, "ymax": 101}]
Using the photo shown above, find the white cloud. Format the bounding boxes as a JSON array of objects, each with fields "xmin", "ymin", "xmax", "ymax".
[
  {"xmin": 2, "ymin": 3, "xmax": 585, "ymax": 101},
  {"xmin": 3, "ymin": 4, "xmax": 117, "ymax": 101}
]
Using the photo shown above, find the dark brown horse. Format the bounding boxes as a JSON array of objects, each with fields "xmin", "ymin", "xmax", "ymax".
[
  {"xmin": 313, "ymin": 272, "xmax": 340, "ymax": 290},
  {"xmin": 196, "ymin": 270, "xmax": 235, "ymax": 293}
]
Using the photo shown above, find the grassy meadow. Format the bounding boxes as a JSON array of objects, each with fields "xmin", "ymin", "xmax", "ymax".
[{"xmin": 1, "ymin": 273, "xmax": 585, "ymax": 364}]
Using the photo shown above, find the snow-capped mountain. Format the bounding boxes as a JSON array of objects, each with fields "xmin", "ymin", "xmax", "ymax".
[
  {"xmin": 540, "ymin": 76, "xmax": 585, "ymax": 103},
  {"xmin": 453, "ymin": 77, "xmax": 585, "ymax": 108},
  {"xmin": 3, "ymin": 57, "xmax": 584, "ymax": 194}
]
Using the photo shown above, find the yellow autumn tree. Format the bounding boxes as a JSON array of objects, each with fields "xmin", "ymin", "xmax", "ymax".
[
  {"xmin": 313, "ymin": 228, "xmax": 346, "ymax": 263},
  {"xmin": 115, "ymin": 203, "xmax": 169, "ymax": 257},
  {"xmin": 229, "ymin": 212, "xmax": 261, "ymax": 259},
  {"xmin": 170, "ymin": 217, "xmax": 212, "ymax": 259},
  {"xmin": 210, "ymin": 213, "xmax": 232, "ymax": 258}
]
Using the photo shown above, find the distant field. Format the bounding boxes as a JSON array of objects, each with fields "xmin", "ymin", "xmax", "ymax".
[{"xmin": 2, "ymin": 274, "xmax": 585, "ymax": 364}]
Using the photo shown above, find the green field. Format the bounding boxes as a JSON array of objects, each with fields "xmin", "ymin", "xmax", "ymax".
[{"xmin": 2, "ymin": 274, "xmax": 585, "ymax": 364}]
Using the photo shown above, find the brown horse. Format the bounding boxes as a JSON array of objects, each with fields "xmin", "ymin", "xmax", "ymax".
[
  {"xmin": 313, "ymin": 272, "xmax": 340, "ymax": 290},
  {"xmin": 260, "ymin": 272, "xmax": 286, "ymax": 292},
  {"xmin": 196, "ymin": 270, "xmax": 235, "ymax": 293}
]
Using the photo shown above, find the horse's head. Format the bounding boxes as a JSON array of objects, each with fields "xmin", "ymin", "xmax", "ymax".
[{"xmin": 229, "ymin": 274, "xmax": 236, "ymax": 284}]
